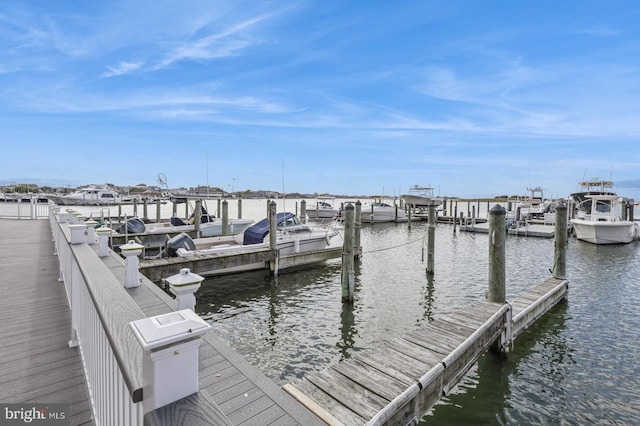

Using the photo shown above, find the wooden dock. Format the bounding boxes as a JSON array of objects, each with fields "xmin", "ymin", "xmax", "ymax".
[
  {"xmin": 283, "ymin": 277, "xmax": 568, "ymax": 425},
  {"xmin": 460, "ymin": 221, "xmax": 555, "ymax": 238},
  {"xmin": 138, "ymin": 246, "xmax": 343, "ymax": 281},
  {"xmin": 0, "ymin": 219, "xmax": 94, "ymax": 425}
]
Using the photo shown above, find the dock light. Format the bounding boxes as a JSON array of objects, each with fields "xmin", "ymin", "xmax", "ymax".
[
  {"xmin": 96, "ymin": 226, "xmax": 112, "ymax": 257},
  {"xmin": 120, "ymin": 240, "xmax": 144, "ymax": 288},
  {"xmin": 165, "ymin": 268, "xmax": 204, "ymax": 312},
  {"xmin": 84, "ymin": 219, "xmax": 98, "ymax": 245}
]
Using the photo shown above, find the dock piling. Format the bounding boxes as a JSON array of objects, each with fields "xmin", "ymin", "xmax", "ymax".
[
  {"xmin": 237, "ymin": 197, "xmax": 242, "ymax": 219},
  {"xmin": 221, "ymin": 200, "xmax": 229, "ymax": 236},
  {"xmin": 268, "ymin": 201, "xmax": 278, "ymax": 275},
  {"xmin": 552, "ymin": 199, "xmax": 568, "ymax": 279},
  {"xmin": 341, "ymin": 203, "xmax": 355, "ymax": 303},
  {"xmin": 426, "ymin": 204, "xmax": 436, "ymax": 275},
  {"xmin": 194, "ymin": 199, "xmax": 202, "ymax": 238},
  {"xmin": 354, "ymin": 201, "xmax": 362, "ymax": 259},
  {"xmin": 300, "ymin": 200, "xmax": 307, "ymax": 223},
  {"xmin": 488, "ymin": 204, "xmax": 506, "ymax": 303}
]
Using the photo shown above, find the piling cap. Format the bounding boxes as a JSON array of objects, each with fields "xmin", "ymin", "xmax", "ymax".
[
  {"xmin": 85, "ymin": 219, "xmax": 98, "ymax": 227},
  {"xmin": 489, "ymin": 204, "xmax": 506, "ymax": 215},
  {"xmin": 120, "ymin": 240, "xmax": 144, "ymax": 252},
  {"xmin": 344, "ymin": 203, "xmax": 354, "ymax": 211},
  {"xmin": 96, "ymin": 226, "xmax": 112, "ymax": 234},
  {"xmin": 166, "ymin": 268, "xmax": 205, "ymax": 287}
]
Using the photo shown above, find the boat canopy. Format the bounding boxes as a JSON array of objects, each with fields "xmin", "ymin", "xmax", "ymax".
[{"xmin": 243, "ymin": 212, "xmax": 296, "ymax": 245}]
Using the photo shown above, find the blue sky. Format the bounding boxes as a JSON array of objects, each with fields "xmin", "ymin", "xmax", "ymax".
[{"xmin": 1, "ymin": 1, "xmax": 639, "ymax": 199}]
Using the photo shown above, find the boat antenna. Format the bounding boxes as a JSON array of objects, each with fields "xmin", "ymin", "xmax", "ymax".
[{"xmin": 281, "ymin": 159, "xmax": 286, "ymax": 212}]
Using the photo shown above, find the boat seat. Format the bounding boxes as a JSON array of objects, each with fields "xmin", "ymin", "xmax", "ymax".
[{"xmin": 170, "ymin": 216, "xmax": 188, "ymax": 226}]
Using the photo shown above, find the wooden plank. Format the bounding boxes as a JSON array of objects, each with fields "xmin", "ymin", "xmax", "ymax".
[
  {"xmin": 288, "ymin": 379, "xmax": 365, "ymax": 425},
  {"xmin": 331, "ymin": 358, "xmax": 409, "ymax": 401},
  {"xmin": 282, "ymin": 383, "xmax": 345, "ymax": 426},
  {"xmin": 386, "ymin": 338, "xmax": 443, "ymax": 366},
  {"xmin": 356, "ymin": 348, "xmax": 428, "ymax": 383},
  {"xmin": 305, "ymin": 369, "xmax": 388, "ymax": 419}
]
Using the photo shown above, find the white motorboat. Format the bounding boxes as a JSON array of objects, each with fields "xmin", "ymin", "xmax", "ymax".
[
  {"xmin": 360, "ymin": 202, "xmax": 408, "ymax": 223},
  {"xmin": 517, "ymin": 187, "xmax": 554, "ymax": 218},
  {"xmin": 402, "ymin": 185, "xmax": 444, "ymax": 207},
  {"xmin": 306, "ymin": 198, "xmax": 340, "ymax": 219},
  {"xmin": 50, "ymin": 185, "xmax": 121, "ymax": 205},
  {"xmin": 570, "ymin": 194, "xmax": 638, "ymax": 244},
  {"xmin": 166, "ymin": 212, "xmax": 338, "ymax": 275}
]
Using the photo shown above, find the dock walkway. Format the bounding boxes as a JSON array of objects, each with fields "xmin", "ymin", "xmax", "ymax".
[
  {"xmin": 0, "ymin": 219, "xmax": 94, "ymax": 425},
  {"xmin": 96, "ymin": 244, "xmax": 323, "ymax": 425}
]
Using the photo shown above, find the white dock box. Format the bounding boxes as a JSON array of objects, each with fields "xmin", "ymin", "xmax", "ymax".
[{"xmin": 130, "ymin": 310, "xmax": 211, "ymax": 411}]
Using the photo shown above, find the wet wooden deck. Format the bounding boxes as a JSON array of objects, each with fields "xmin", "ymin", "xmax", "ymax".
[
  {"xmin": 0, "ymin": 219, "xmax": 95, "ymax": 425},
  {"xmin": 283, "ymin": 278, "xmax": 568, "ymax": 425}
]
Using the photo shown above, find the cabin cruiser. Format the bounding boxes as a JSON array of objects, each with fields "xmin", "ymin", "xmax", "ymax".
[
  {"xmin": 306, "ymin": 198, "xmax": 340, "ymax": 219},
  {"xmin": 166, "ymin": 212, "xmax": 338, "ymax": 275},
  {"xmin": 401, "ymin": 185, "xmax": 445, "ymax": 208},
  {"xmin": 360, "ymin": 202, "xmax": 408, "ymax": 223},
  {"xmin": 570, "ymin": 193, "xmax": 638, "ymax": 244},
  {"xmin": 49, "ymin": 185, "xmax": 121, "ymax": 206}
]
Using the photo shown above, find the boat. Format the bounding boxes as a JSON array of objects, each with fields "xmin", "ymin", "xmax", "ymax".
[
  {"xmin": 166, "ymin": 212, "xmax": 339, "ymax": 275},
  {"xmin": 360, "ymin": 202, "xmax": 408, "ymax": 223},
  {"xmin": 569, "ymin": 179, "xmax": 616, "ymax": 214},
  {"xmin": 116, "ymin": 215, "xmax": 255, "ymax": 238},
  {"xmin": 49, "ymin": 185, "xmax": 122, "ymax": 206},
  {"xmin": 401, "ymin": 185, "xmax": 444, "ymax": 207},
  {"xmin": 570, "ymin": 193, "xmax": 638, "ymax": 244},
  {"xmin": 517, "ymin": 187, "xmax": 555, "ymax": 219},
  {"xmin": 306, "ymin": 198, "xmax": 340, "ymax": 219}
]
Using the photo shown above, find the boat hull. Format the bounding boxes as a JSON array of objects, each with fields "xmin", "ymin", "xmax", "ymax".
[{"xmin": 571, "ymin": 219, "xmax": 638, "ymax": 244}]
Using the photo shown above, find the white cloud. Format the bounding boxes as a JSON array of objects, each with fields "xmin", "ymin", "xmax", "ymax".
[{"xmin": 102, "ymin": 61, "xmax": 142, "ymax": 77}]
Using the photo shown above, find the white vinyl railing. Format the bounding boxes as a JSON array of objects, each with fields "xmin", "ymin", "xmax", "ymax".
[
  {"xmin": 50, "ymin": 210, "xmax": 145, "ymax": 425},
  {"xmin": 0, "ymin": 198, "xmax": 49, "ymax": 219}
]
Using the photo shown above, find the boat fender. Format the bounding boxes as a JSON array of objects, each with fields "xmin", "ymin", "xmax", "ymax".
[{"xmin": 325, "ymin": 232, "xmax": 331, "ymax": 246}]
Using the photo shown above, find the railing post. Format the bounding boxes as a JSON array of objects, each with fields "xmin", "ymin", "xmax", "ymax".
[
  {"xmin": 552, "ymin": 199, "xmax": 568, "ymax": 279},
  {"xmin": 120, "ymin": 241, "xmax": 144, "ymax": 288},
  {"xmin": 488, "ymin": 204, "xmax": 506, "ymax": 303},
  {"xmin": 69, "ymin": 223, "xmax": 87, "ymax": 245},
  {"xmin": 130, "ymin": 310, "xmax": 211, "ymax": 414}
]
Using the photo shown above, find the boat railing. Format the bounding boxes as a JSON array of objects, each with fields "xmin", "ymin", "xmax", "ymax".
[{"xmin": 50, "ymin": 210, "xmax": 145, "ymax": 425}]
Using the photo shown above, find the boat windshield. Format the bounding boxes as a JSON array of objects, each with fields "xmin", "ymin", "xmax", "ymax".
[{"xmin": 594, "ymin": 200, "xmax": 611, "ymax": 213}]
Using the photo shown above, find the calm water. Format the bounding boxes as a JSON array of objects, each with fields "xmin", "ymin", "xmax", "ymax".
[
  {"xmin": 196, "ymin": 199, "xmax": 639, "ymax": 425},
  {"xmin": 7, "ymin": 199, "xmax": 639, "ymax": 424}
]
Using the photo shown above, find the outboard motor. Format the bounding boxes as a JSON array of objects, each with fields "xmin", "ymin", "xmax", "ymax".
[
  {"xmin": 166, "ymin": 232, "xmax": 196, "ymax": 257},
  {"xmin": 118, "ymin": 217, "xmax": 146, "ymax": 234}
]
